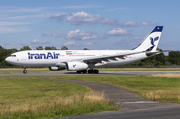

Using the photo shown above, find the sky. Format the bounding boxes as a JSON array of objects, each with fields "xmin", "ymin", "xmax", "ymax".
[{"xmin": 0, "ymin": 0, "xmax": 180, "ymax": 50}]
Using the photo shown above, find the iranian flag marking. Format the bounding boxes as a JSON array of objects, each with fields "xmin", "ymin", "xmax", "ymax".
[{"xmin": 66, "ymin": 51, "xmax": 73, "ymax": 55}]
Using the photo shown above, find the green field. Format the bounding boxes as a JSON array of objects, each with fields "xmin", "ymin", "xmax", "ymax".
[
  {"xmin": 49, "ymin": 75, "xmax": 180, "ymax": 103},
  {"xmin": 1, "ymin": 68, "xmax": 180, "ymax": 118},
  {"xmin": 0, "ymin": 77, "xmax": 119, "ymax": 119}
]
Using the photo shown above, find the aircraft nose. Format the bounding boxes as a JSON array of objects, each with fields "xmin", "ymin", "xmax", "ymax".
[{"xmin": 5, "ymin": 57, "xmax": 10, "ymax": 63}]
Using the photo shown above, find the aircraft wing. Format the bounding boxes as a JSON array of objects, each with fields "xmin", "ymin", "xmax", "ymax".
[
  {"xmin": 68, "ymin": 51, "xmax": 145, "ymax": 64},
  {"xmin": 158, "ymin": 50, "xmax": 172, "ymax": 53},
  {"xmin": 146, "ymin": 50, "xmax": 172, "ymax": 56}
]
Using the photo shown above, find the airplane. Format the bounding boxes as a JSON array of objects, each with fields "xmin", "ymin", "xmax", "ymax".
[{"xmin": 5, "ymin": 26, "xmax": 167, "ymax": 74}]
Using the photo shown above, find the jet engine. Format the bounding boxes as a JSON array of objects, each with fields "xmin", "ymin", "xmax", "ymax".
[
  {"xmin": 66, "ymin": 62, "xmax": 88, "ymax": 71},
  {"xmin": 49, "ymin": 66, "xmax": 65, "ymax": 71}
]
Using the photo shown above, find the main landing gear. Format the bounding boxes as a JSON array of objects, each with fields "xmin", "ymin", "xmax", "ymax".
[
  {"xmin": 76, "ymin": 69, "xmax": 99, "ymax": 74},
  {"xmin": 23, "ymin": 66, "xmax": 27, "ymax": 74},
  {"xmin": 88, "ymin": 69, "xmax": 99, "ymax": 74},
  {"xmin": 77, "ymin": 70, "xmax": 87, "ymax": 74}
]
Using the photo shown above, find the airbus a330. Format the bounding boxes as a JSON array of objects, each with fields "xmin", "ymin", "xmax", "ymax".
[{"xmin": 5, "ymin": 26, "xmax": 166, "ymax": 74}]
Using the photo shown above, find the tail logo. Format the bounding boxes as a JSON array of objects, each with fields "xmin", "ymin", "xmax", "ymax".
[{"xmin": 150, "ymin": 37, "xmax": 159, "ymax": 46}]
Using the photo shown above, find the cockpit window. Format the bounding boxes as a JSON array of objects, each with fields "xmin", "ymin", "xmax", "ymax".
[{"xmin": 9, "ymin": 55, "xmax": 16, "ymax": 57}]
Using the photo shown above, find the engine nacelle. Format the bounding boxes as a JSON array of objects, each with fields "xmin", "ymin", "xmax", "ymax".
[
  {"xmin": 66, "ymin": 62, "xmax": 88, "ymax": 71},
  {"xmin": 49, "ymin": 66, "xmax": 65, "ymax": 71}
]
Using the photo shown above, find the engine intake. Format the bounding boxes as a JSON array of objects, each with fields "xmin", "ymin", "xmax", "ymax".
[{"xmin": 49, "ymin": 66, "xmax": 65, "ymax": 71}]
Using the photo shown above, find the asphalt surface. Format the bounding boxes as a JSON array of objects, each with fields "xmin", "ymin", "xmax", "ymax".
[
  {"xmin": 52, "ymin": 79, "xmax": 180, "ymax": 119},
  {"xmin": 1, "ymin": 71, "xmax": 180, "ymax": 76},
  {"xmin": 60, "ymin": 108, "xmax": 180, "ymax": 119},
  {"xmin": 1, "ymin": 71, "xmax": 180, "ymax": 119}
]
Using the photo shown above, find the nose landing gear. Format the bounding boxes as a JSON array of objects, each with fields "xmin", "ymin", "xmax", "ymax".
[{"xmin": 23, "ymin": 66, "xmax": 27, "ymax": 74}]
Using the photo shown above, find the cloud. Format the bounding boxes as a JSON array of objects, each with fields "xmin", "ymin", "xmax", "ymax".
[
  {"xmin": 114, "ymin": 36, "xmax": 144, "ymax": 50},
  {"xmin": 66, "ymin": 29, "xmax": 101, "ymax": 40},
  {"xmin": 6, "ymin": 14, "xmax": 49, "ymax": 20},
  {"xmin": 121, "ymin": 20, "xmax": 152, "ymax": 27},
  {"xmin": 0, "ymin": 22, "xmax": 31, "ymax": 26},
  {"xmin": 50, "ymin": 13, "xmax": 71, "ymax": 22},
  {"xmin": 107, "ymin": 28, "xmax": 129, "ymax": 36},
  {"xmin": 60, "ymin": 5, "xmax": 102, "ymax": 9},
  {"xmin": 0, "ymin": 6, "xmax": 61, "ymax": 20},
  {"xmin": 0, "ymin": 22, "xmax": 31, "ymax": 33},
  {"xmin": 64, "ymin": 41, "xmax": 75, "ymax": 45},
  {"xmin": 31, "ymin": 39, "xmax": 50, "ymax": 45},
  {"xmin": 142, "ymin": 20, "xmax": 152, "ymax": 26},
  {"xmin": 42, "ymin": 29, "xmax": 104, "ymax": 40},
  {"xmin": 122, "ymin": 21, "xmax": 141, "ymax": 27},
  {"xmin": 133, "ymin": 36, "xmax": 144, "ymax": 40},
  {"xmin": 101, "ymin": 18, "xmax": 119, "ymax": 25},
  {"xmin": 4, "ymin": 43, "xmax": 29, "ymax": 50},
  {"xmin": 0, "ymin": 7, "xmax": 46, "ymax": 13},
  {"xmin": 42, "ymin": 33, "xmax": 64, "ymax": 38},
  {"xmin": 85, "ymin": 42, "xmax": 93, "ymax": 45},
  {"xmin": 108, "ymin": 7, "xmax": 134, "ymax": 12},
  {"xmin": 118, "ymin": 36, "xmax": 144, "ymax": 42},
  {"xmin": 66, "ymin": 11, "xmax": 102, "ymax": 24},
  {"xmin": 4, "ymin": 39, "xmax": 51, "ymax": 49},
  {"xmin": 30, "ymin": 39, "xmax": 51, "ymax": 49},
  {"xmin": 66, "ymin": 11, "xmax": 119, "ymax": 25},
  {"xmin": 6, "ymin": 39, "xmax": 51, "ymax": 50},
  {"xmin": 0, "ymin": 27, "xmax": 30, "ymax": 34}
]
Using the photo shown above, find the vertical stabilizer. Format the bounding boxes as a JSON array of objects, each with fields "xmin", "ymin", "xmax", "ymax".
[{"xmin": 132, "ymin": 26, "xmax": 163, "ymax": 52}]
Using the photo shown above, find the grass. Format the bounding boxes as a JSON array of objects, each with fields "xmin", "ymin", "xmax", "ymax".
[
  {"xmin": 0, "ymin": 77, "xmax": 120, "ymax": 119},
  {"xmin": 0, "ymin": 92, "xmax": 119, "ymax": 119},
  {"xmin": 151, "ymin": 73, "xmax": 180, "ymax": 78},
  {"xmin": 1, "ymin": 69, "xmax": 180, "ymax": 118},
  {"xmin": 0, "ymin": 77, "xmax": 89, "ymax": 105},
  {"xmin": 48, "ymin": 75, "xmax": 180, "ymax": 103}
]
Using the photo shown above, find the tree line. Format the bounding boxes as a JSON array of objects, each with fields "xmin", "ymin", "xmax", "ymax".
[{"xmin": 0, "ymin": 45, "xmax": 180, "ymax": 67}]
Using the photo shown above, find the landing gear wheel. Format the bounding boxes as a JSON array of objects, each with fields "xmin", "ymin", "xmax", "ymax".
[
  {"xmin": 77, "ymin": 71, "xmax": 81, "ymax": 73},
  {"xmin": 88, "ymin": 70, "xmax": 93, "ymax": 74},
  {"xmin": 88, "ymin": 69, "xmax": 99, "ymax": 74},
  {"xmin": 82, "ymin": 70, "xmax": 87, "ymax": 73},
  {"xmin": 23, "ymin": 70, "xmax": 27, "ymax": 74},
  {"xmin": 23, "ymin": 66, "xmax": 27, "ymax": 74},
  {"xmin": 94, "ymin": 69, "xmax": 99, "ymax": 74},
  {"xmin": 77, "ymin": 70, "xmax": 87, "ymax": 74}
]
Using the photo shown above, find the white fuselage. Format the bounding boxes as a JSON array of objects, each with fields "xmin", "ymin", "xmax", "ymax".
[{"xmin": 5, "ymin": 50, "xmax": 148, "ymax": 68}]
